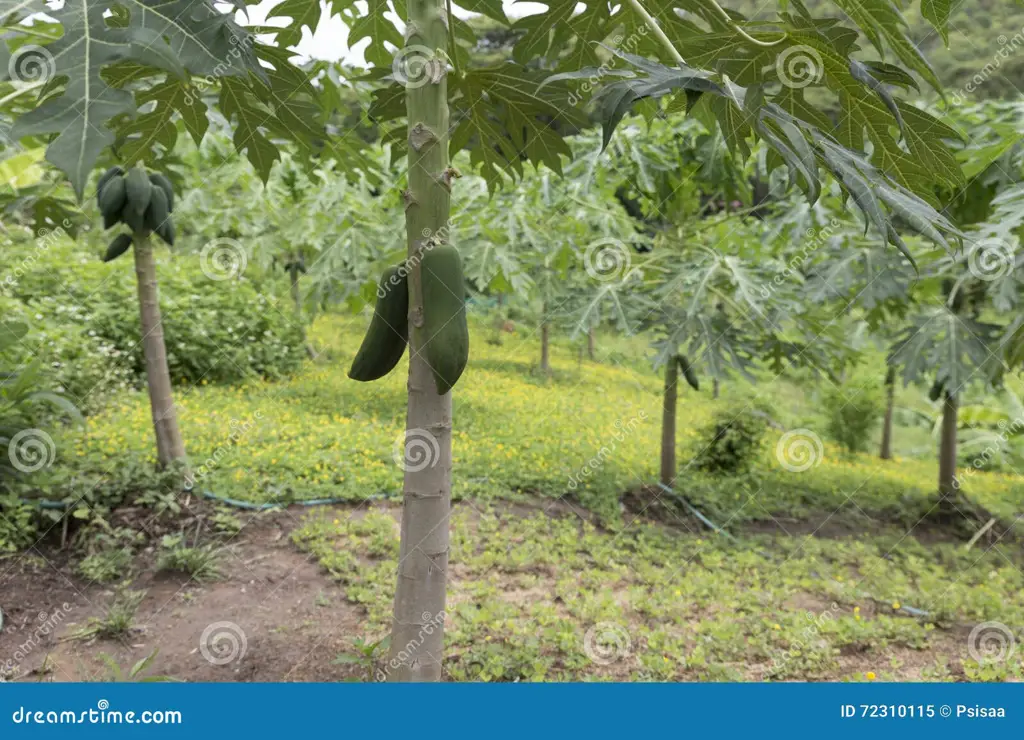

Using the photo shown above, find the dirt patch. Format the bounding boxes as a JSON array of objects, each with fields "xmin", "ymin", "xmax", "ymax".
[{"xmin": 0, "ymin": 513, "xmax": 365, "ymax": 683}]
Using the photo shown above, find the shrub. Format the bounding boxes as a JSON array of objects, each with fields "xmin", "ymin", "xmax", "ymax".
[
  {"xmin": 822, "ymin": 376, "xmax": 883, "ymax": 454},
  {"xmin": 2, "ymin": 230, "xmax": 304, "ymax": 395},
  {"xmin": 695, "ymin": 401, "xmax": 771, "ymax": 474}
]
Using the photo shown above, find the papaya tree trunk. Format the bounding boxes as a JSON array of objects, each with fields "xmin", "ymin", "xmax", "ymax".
[
  {"xmin": 712, "ymin": 377, "xmax": 720, "ymax": 400},
  {"xmin": 133, "ymin": 232, "xmax": 186, "ymax": 467},
  {"xmin": 938, "ymin": 391, "xmax": 958, "ymax": 497},
  {"xmin": 289, "ymin": 262, "xmax": 302, "ymax": 319},
  {"xmin": 587, "ymin": 325, "xmax": 595, "ymax": 361},
  {"xmin": 388, "ymin": 1, "xmax": 451, "ymax": 682},
  {"xmin": 880, "ymin": 366, "xmax": 895, "ymax": 460},
  {"xmin": 540, "ymin": 316, "xmax": 550, "ymax": 373},
  {"xmin": 660, "ymin": 356, "xmax": 678, "ymax": 486}
]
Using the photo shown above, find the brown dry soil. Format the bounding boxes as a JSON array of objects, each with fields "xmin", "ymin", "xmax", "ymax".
[{"xmin": 0, "ymin": 501, "xmax": 978, "ymax": 683}]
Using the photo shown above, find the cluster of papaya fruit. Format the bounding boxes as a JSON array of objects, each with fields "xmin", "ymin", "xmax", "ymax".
[
  {"xmin": 348, "ymin": 245, "xmax": 469, "ymax": 396},
  {"xmin": 96, "ymin": 165, "xmax": 176, "ymax": 262}
]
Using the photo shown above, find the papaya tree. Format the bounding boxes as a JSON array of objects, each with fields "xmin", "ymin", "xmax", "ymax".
[
  {"xmin": 3, "ymin": 0, "xmax": 971, "ymax": 682},
  {"xmin": 95, "ymin": 164, "xmax": 187, "ymax": 468},
  {"xmin": 636, "ymin": 218, "xmax": 846, "ymax": 486}
]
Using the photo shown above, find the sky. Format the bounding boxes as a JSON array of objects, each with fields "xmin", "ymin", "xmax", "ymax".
[{"xmin": 241, "ymin": 0, "xmax": 549, "ymax": 66}]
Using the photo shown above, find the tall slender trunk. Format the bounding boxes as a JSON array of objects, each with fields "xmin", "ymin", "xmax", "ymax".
[
  {"xmin": 540, "ymin": 317, "xmax": 550, "ymax": 373},
  {"xmin": 880, "ymin": 366, "xmax": 895, "ymax": 460},
  {"xmin": 938, "ymin": 391, "xmax": 958, "ymax": 498},
  {"xmin": 388, "ymin": 2, "xmax": 451, "ymax": 682},
  {"xmin": 660, "ymin": 356, "xmax": 678, "ymax": 486},
  {"xmin": 587, "ymin": 325, "xmax": 595, "ymax": 361},
  {"xmin": 133, "ymin": 233, "xmax": 186, "ymax": 467},
  {"xmin": 712, "ymin": 377, "xmax": 720, "ymax": 399},
  {"xmin": 289, "ymin": 262, "xmax": 302, "ymax": 319}
]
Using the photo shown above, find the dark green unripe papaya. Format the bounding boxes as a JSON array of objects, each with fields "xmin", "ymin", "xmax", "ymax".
[
  {"xmin": 98, "ymin": 176, "xmax": 126, "ymax": 227},
  {"xmin": 421, "ymin": 245, "xmax": 469, "ymax": 395},
  {"xmin": 121, "ymin": 202, "xmax": 146, "ymax": 233},
  {"xmin": 677, "ymin": 354, "xmax": 699, "ymax": 391},
  {"xmin": 103, "ymin": 233, "xmax": 133, "ymax": 262},
  {"xmin": 928, "ymin": 378, "xmax": 944, "ymax": 402},
  {"xmin": 348, "ymin": 265, "xmax": 409, "ymax": 382},
  {"xmin": 145, "ymin": 187, "xmax": 170, "ymax": 233},
  {"xmin": 95, "ymin": 166, "xmax": 124, "ymax": 204},
  {"xmin": 156, "ymin": 218, "xmax": 175, "ymax": 247},
  {"xmin": 124, "ymin": 167, "xmax": 152, "ymax": 216},
  {"xmin": 148, "ymin": 172, "xmax": 175, "ymax": 212}
]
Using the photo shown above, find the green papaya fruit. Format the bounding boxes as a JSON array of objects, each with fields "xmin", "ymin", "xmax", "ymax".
[
  {"xmin": 421, "ymin": 245, "xmax": 469, "ymax": 395},
  {"xmin": 95, "ymin": 166, "xmax": 124, "ymax": 204},
  {"xmin": 149, "ymin": 172, "xmax": 174, "ymax": 212},
  {"xmin": 98, "ymin": 177, "xmax": 126, "ymax": 227},
  {"xmin": 121, "ymin": 201, "xmax": 146, "ymax": 233},
  {"xmin": 155, "ymin": 218, "xmax": 175, "ymax": 247},
  {"xmin": 677, "ymin": 355, "xmax": 699, "ymax": 391},
  {"xmin": 928, "ymin": 378, "xmax": 944, "ymax": 402},
  {"xmin": 145, "ymin": 187, "xmax": 170, "ymax": 233},
  {"xmin": 348, "ymin": 265, "xmax": 409, "ymax": 382},
  {"xmin": 103, "ymin": 233, "xmax": 133, "ymax": 262},
  {"xmin": 124, "ymin": 167, "xmax": 152, "ymax": 216}
]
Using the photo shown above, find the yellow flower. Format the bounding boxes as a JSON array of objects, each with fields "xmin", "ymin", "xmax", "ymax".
[
  {"xmin": 773, "ymin": 623, "xmax": 781, "ymax": 631},
  {"xmin": 865, "ymin": 671, "xmax": 876, "ymax": 681},
  {"xmin": 853, "ymin": 606, "xmax": 860, "ymax": 613},
  {"xmin": 892, "ymin": 601, "xmax": 901, "ymax": 610}
]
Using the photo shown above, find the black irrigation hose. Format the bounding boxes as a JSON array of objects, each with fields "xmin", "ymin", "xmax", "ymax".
[
  {"xmin": 655, "ymin": 482, "xmax": 931, "ymax": 618},
  {"xmin": 22, "ymin": 484, "xmax": 932, "ymax": 619},
  {"xmin": 23, "ymin": 489, "xmax": 391, "ymax": 512}
]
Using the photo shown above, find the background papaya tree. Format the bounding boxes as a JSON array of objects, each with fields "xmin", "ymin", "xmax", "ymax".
[
  {"xmin": 634, "ymin": 218, "xmax": 847, "ymax": 487},
  {"xmin": 1, "ymin": 0, "xmax": 972, "ymax": 682}
]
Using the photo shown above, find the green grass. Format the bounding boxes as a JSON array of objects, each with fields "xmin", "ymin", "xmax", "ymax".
[
  {"xmin": 293, "ymin": 504, "xmax": 1024, "ymax": 682},
  {"xmin": 55, "ymin": 313, "xmax": 1024, "ymax": 529}
]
